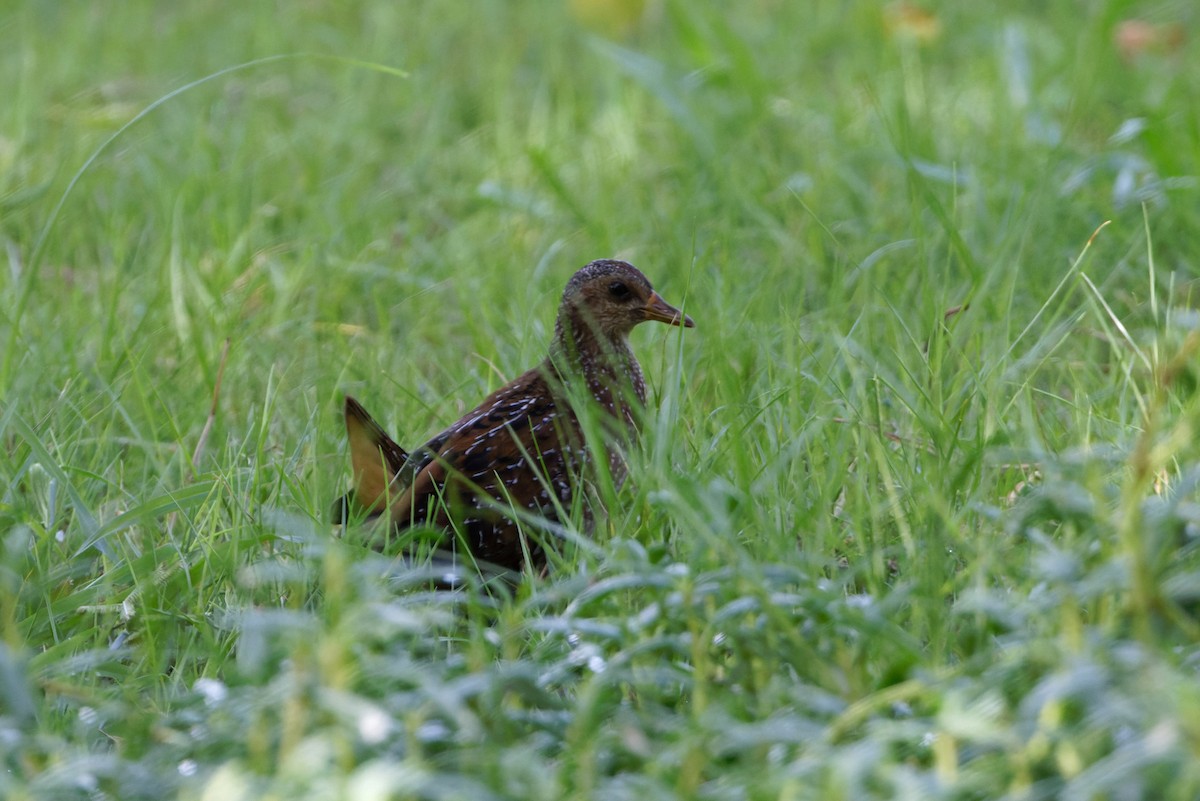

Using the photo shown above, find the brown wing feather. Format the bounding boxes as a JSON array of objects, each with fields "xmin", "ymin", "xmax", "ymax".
[{"xmin": 386, "ymin": 367, "xmax": 583, "ymax": 568}]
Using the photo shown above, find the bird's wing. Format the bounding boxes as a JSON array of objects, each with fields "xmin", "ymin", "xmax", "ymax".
[{"xmin": 388, "ymin": 368, "xmax": 564, "ymax": 526}]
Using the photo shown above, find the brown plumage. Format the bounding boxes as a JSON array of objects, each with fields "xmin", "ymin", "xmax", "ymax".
[{"xmin": 335, "ymin": 259, "xmax": 694, "ymax": 573}]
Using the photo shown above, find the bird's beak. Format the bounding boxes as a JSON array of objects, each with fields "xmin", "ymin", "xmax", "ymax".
[{"xmin": 644, "ymin": 292, "xmax": 695, "ymax": 328}]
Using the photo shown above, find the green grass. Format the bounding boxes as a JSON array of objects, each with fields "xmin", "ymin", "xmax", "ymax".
[{"xmin": 3, "ymin": 0, "xmax": 1200, "ymax": 798}]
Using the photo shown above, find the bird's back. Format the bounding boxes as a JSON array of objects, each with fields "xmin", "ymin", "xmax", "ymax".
[{"xmin": 390, "ymin": 364, "xmax": 590, "ymax": 571}]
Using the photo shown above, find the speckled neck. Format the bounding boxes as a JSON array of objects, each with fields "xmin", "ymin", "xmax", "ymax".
[{"xmin": 549, "ymin": 305, "xmax": 646, "ymax": 408}]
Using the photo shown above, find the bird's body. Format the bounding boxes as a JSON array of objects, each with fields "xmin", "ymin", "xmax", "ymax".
[{"xmin": 337, "ymin": 259, "xmax": 693, "ymax": 573}]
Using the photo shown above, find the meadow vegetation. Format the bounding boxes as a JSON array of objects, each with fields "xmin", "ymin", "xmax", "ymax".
[{"xmin": 2, "ymin": 1, "xmax": 1199, "ymax": 798}]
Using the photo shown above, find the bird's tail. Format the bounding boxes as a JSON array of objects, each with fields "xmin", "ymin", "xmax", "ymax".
[{"xmin": 332, "ymin": 395, "xmax": 411, "ymax": 523}]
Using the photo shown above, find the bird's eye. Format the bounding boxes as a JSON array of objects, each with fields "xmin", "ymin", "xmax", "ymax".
[{"xmin": 608, "ymin": 281, "xmax": 632, "ymax": 300}]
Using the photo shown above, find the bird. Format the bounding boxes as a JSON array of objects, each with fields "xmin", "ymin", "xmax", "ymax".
[{"xmin": 334, "ymin": 259, "xmax": 694, "ymax": 575}]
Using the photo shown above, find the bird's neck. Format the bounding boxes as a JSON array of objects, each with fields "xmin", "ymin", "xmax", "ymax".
[{"xmin": 549, "ymin": 313, "xmax": 646, "ymax": 409}]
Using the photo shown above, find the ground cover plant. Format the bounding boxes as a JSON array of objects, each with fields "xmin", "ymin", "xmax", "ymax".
[{"xmin": 2, "ymin": 1, "xmax": 1199, "ymax": 798}]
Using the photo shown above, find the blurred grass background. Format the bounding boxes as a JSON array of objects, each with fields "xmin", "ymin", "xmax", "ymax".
[{"xmin": 3, "ymin": 0, "xmax": 1200, "ymax": 798}]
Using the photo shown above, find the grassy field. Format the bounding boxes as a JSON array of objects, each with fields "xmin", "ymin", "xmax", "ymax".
[{"xmin": 3, "ymin": 1, "xmax": 1200, "ymax": 798}]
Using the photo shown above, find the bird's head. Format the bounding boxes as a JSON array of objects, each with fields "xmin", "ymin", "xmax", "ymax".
[{"xmin": 557, "ymin": 259, "xmax": 694, "ymax": 342}]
